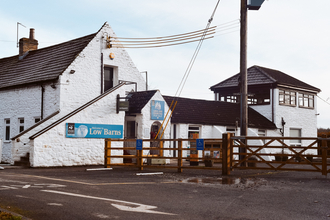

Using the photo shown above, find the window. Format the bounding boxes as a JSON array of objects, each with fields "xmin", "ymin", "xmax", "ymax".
[
  {"xmin": 104, "ymin": 67, "xmax": 114, "ymax": 92},
  {"xmin": 219, "ymin": 95, "xmax": 238, "ymax": 103},
  {"xmin": 18, "ymin": 118, "xmax": 24, "ymax": 133},
  {"xmin": 4, "ymin": 119, "xmax": 10, "ymax": 141},
  {"xmin": 290, "ymin": 128, "xmax": 301, "ymax": 146},
  {"xmin": 188, "ymin": 126, "xmax": 200, "ymax": 139},
  {"xmin": 226, "ymin": 127, "xmax": 236, "ymax": 134},
  {"xmin": 298, "ymin": 93, "xmax": 314, "ymax": 108},
  {"xmin": 34, "ymin": 117, "xmax": 41, "ymax": 123},
  {"xmin": 279, "ymin": 89, "xmax": 296, "ymax": 106}
]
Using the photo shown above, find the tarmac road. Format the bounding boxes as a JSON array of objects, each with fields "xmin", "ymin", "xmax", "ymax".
[{"xmin": 0, "ymin": 165, "xmax": 329, "ymax": 220}]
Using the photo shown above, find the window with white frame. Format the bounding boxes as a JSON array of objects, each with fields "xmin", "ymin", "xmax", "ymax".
[
  {"xmin": 18, "ymin": 118, "xmax": 24, "ymax": 133},
  {"xmin": 290, "ymin": 128, "xmax": 301, "ymax": 146},
  {"xmin": 298, "ymin": 93, "xmax": 314, "ymax": 108},
  {"xmin": 188, "ymin": 126, "xmax": 200, "ymax": 139},
  {"xmin": 4, "ymin": 119, "xmax": 10, "ymax": 141}
]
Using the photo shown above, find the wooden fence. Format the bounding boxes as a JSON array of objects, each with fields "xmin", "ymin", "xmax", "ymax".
[
  {"xmin": 104, "ymin": 138, "xmax": 223, "ymax": 172},
  {"xmin": 104, "ymin": 133, "xmax": 330, "ymax": 176}
]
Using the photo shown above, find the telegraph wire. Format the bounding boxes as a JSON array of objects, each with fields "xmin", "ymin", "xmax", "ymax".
[
  {"xmin": 317, "ymin": 95, "xmax": 330, "ymax": 106},
  {"xmin": 155, "ymin": 0, "xmax": 222, "ymax": 139}
]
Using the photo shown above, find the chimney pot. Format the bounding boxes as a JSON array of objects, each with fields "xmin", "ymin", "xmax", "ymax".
[
  {"xmin": 29, "ymin": 28, "xmax": 35, "ymax": 40},
  {"xmin": 19, "ymin": 28, "xmax": 38, "ymax": 56}
]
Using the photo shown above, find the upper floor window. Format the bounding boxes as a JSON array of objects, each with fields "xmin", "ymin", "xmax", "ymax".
[
  {"xmin": 18, "ymin": 118, "xmax": 24, "ymax": 133},
  {"xmin": 298, "ymin": 93, "xmax": 314, "ymax": 108},
  {"xmin": 279, "ymin": 89, "xmax": 296, "ymax": 106},
  {"xmin": 104, "ymin": 67, "xmax": 114, "ymax": 92},
  {"xmin": 4, "ymin": 119, "xmax": 10, "ymax": 141},
  {"xmin": 220, "ymin": 95, "xmax": 238, "ymax": 103}
]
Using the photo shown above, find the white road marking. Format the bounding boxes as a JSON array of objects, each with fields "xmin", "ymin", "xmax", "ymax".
[
  {"xmin": 22, "ymin": 185, "xmax": 31, "ymax": 188},
  {"xmin": 47, "ymin": 203, "xmax": 63, "ymax": 206},
  {"xmin": 16, "ymin": 195, "xmax": 30, "ymax": 199},
  {"xmin": 41, "ymin": 190, "xmax": 176, "ymax": 215},
  {"xmin": 1, "ymin": 186, "xmax": 18, "ymax": 189},
  {"xmin": 136, "ymin": 172, "xmax": 164, "ymax": 176},
  {"xmin": 86, "ymin": 168, "xmax": 113, "ymax": 171}
]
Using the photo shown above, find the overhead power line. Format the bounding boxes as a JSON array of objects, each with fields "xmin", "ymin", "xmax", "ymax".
[
  {"xmin": 155, "ymin": 0, "xmax": 222, "ymax": 139},
  {"xmin": 109, "ymin": 19, "xmax": 237, "ymax": 49}
]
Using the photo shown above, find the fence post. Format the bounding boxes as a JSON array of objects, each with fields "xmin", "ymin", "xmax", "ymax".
[
  {"xmin": 178, "ymin": 139, "xmax": 183, "ymax": 173},
  {"xmin": 160, "ymin": 140, "xmax": 163, "ymax": 156},
  {"xmin": 222, "ymin": 133, "xmax": 231, "ymax": 175},
  {"xmin": 104, "ymin": 139, "xmax": 111, "ymax": 168},
  {"xmin": 137, "ymin": 149, "xmax": 143, "ymax": 171},
  {"xmin": 322, "ymin": 135, "xmax": 327, "ymax": 176}
]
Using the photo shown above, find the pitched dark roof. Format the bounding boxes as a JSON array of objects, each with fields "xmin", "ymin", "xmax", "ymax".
[
  {"xmin": 127, "ymin": 90, "xmax": 158, "ymax": 114},
  {"xmin": 0, "ymin": 33, "xmax": 97, "ymax": 90},
  {"xmin": 163, "ymin": 96, "xmax": 277, "ymax": 129},
  {"xmin": 210, "ymin": 65, "xmax": 320, "ymax": 92}
]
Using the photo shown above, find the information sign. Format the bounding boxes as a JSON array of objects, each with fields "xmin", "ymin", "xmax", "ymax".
[
  {"xmin": 66, "ymin": 123, "xmax": 123, "ymax": 139},
  {"xmin": 196, "ymin": 139, "xmax": 204, "ymax": 151},
  {"xmin": 136, "ymin": 139, "xmax": 143, "ymax": 150}
]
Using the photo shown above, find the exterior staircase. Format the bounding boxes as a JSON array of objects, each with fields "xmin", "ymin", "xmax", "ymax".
[{"xmin": 14, "ymin": 153, "xmax": 30, "ymax": 167}]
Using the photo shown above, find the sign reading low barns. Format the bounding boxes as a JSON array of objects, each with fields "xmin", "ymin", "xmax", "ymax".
[
  {"xmin": 66, "ymin": 123, "xmax": 123, "ymax": 138},
  {"xmin": 151, "ymin": 100, "xmax": 164, "ymax": 120}
]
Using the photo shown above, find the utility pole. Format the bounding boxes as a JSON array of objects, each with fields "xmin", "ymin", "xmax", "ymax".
[
  {"xmin": 239, "ymin": 0, "xmax": 265, "ymax": 164},
  {"xmin": 240, "ymin": 0, "xmax": 248, "ymax": 138},
  {"xmin": 240, "ymin": 0, "xmax": 248, "ymax": 164}
]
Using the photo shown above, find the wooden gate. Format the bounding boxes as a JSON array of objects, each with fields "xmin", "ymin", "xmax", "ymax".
[{"xmin": 228, "ymin": 136, "xmax": 330, "ymax": 176}]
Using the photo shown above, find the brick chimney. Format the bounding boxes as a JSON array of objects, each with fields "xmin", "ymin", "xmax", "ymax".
[{"xmin": 19, "ymin": 28, "xmax": 38, "ymax": 56}]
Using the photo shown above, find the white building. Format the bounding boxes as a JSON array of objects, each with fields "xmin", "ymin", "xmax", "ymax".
[
  {"xmin": 0, "ymin": 23, "xmax": 172, "ymax": 166},
  {"xmin": 0, "ymin": 23, "xmax": 320, "ymax": 167},
  {"xmin": 210, "ymin": 65, "xmax": 321, "ymax": 146}
]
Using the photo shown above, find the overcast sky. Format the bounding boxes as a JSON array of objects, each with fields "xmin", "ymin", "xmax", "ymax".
[{"xmin": 1, "ymin": 0, "xmax": 330, "ymax": 128}]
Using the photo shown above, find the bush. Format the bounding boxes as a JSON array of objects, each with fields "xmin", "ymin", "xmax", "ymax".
[{"xmin": 0, "ymin": 211, "xmax": 22, "ymax": 220}]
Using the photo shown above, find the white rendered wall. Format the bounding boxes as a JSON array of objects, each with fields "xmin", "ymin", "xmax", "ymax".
[
  {"xmin": 0, "ymin": 83, "xmax": 59, "ymax": 163},
  {"xmin": 273, "ymin": 88, "xmax": 318, "ymax": 147},
  {"xmin": 29, "ymin": 85, "xmax": 128, "ymax": 167},
  {"xmin": 59, "ymin": 23, "xmax": 146, "ymax": 115},
  {"xmin": 138, "ymin": 91, "xmax": 171, "ymax": 159}
]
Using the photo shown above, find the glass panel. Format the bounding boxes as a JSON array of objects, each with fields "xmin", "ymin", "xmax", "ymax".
[
  {"xmin": 5, "ymin": 126, "xmax": 10, "ymax": 140},
  {"xmin": 304, "ymin": 97, "xmax": 308, "ymax": 107},
  {"xmin": 309, "ymin": 96, "xmax": 314, "ymax": 107},
  {"xmin": 104, "ymin": 67, "xmax": 113, "ymax": 91}
]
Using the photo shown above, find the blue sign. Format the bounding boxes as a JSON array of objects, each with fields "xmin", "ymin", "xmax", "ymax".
[
  {"xmin": 151, "ymin": 100, "xmax": 165, "ymax": 120},
  {"xmin": 66, "ymin": 123, "xmax": 123, "ymax": 139},
  {"xmin": 136, "ymin": 139, "xmax": 143, "ymax": 150},
  {"xmin": 196, "ymin": 139, "xmax": 204, "ymax": 151}
]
